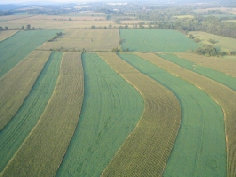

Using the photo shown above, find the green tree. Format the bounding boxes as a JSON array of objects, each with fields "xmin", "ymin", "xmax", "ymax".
[{"xmin": 26, "ymin": 24, "xmax": 31, "ymax": 30}]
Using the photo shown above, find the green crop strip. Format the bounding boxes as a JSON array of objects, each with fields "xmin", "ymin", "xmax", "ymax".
[
  {"xmin": 0, "ymin": 30, "xmax": 60, "ymax": 77},
  {"xmin": 56, "ymin": 53, "xmax": 144, "ymax": 177},
  {"xmin": 119, "ymin": 53, "xmax": 226, "ymax": 177},
  {"xmin": 0, "ymin": 52, "xmax": 62, "ymax": 172},
  {"xmin": 120, "ymin": 29, "xmax": 198, "ymax": 52},
  {"xmin": 158, "ymin": 53, "xmax": 236, "ymax": 91}
]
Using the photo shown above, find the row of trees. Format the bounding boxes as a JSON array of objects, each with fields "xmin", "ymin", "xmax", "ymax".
[
  {"xmin": 21, "ymin": 24, "xmax": 34, "ymax": 30},
  {"xmin": 90, "ymin": 15, "xmax": 236, "ymax": 39},
  {"xmin": 48, "ymin": 32, "xmax": 63, "ymax": 42},
  {"xmin": 0, "ymin": 26, "xmax": 8, "ymax": 30},
  {"xmin": 196, "ymin": 45, "xmax": 236, "ymax": 56},
  {"xmin": 0, "ymin": 24, "xmax": 34, "ymax": 31}
]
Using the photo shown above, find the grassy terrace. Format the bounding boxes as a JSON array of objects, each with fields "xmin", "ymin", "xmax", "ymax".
[
  {"xmin": 1, "ymin": 52, "xmax": 84, "ymax": 177},
  {"xmin": 0, "ymin": 30, "xmax": 59, "ymax": 77},
  {"xmin": 0, "ymin": 51, "xmax": 51, "ymax": 130},
  {"xmin": 158, "ymin": 53, "xmax": 236, "ymax": 91},
  {"xmin": 120, "ymin": 53, "xmax": 226, "ymax": 177},
  {"xmin": 0, "ymin": 30, "xmax": 18, "ymax": 41},
  {"xmin": 177, "ymin": 53, "xmax": 236, "ymax": 77},
  {"xmin": 56, "ymin": 53, "xmax": 144, "ymax": 177},
  {"xmin": 0, "ymin": 52, "xmax": 62, "ymax": 172},
  {"xmin": 99, "ymin": 52, "xmax": 181, "ymax": 177},
  {"xmin": 136, "ymin": 52, "xmax": 236, "ymax": 177}
]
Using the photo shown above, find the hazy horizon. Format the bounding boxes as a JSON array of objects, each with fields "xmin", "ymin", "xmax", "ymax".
[
  {"xmin": 0, "ymin": 0, "xmax": 229, "ymax": 5},
  {"xmin": 0, "ymin": 0, "xmax": 100, "ymax": 5}
]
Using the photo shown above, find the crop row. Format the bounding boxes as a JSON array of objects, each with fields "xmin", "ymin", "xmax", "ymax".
[
  {"xmin": 1, "ymin": 52, "xmax": 84, "ymax": 177},
  {"xmin": 124, "ymin": 53, "xmax": 226, "ymax": 177},
  {"xmin": 136, "ymin": 52, "xmax": 236, "ymax": 177},
  {"xmin": 0, "ymin": 29, "xmax": 59, "ymax": 77},
  {"xmin": 56, "ymin": 53, "xmax": 144, "ymax": 177},
  {"xmin": 158, "ymin": 53, "xmax": 236, "ymax": 91},
  {"xmin": 99, "ymin": 52, "xmax": 181, "ymax": 177},
  {"xmin": 0, "ymin": 52, "xmax": 62, "ymax": 173},
  {"xmin": 0, "ymin": 51, "xmax": 51, "ymax": 130}
]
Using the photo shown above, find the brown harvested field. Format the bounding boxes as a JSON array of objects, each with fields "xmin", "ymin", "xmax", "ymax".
[
  {"xmin": 0, "ymin": 15, "xmax": 33, "ymax": 22},
  {"xmin": 98, "ymin": 52, "xmax": 181, "ymax": 177},
  {"xmin": 26, "ymin": 15, "xmax": 106, "ymax": 21},
  {"xmin": 136, "ymin": 52, "xmax": 236, "ymax": 177},
  {"xmin": 176, "ymin": 52, "xmax": 236, "ymax": 77},
  {"xmin": 0, "ymin": 15, "xmax": 115, "ymax": 29},
  {"xmin": 0, "ymin": 51, "xmax": 51, "ymax": 130},
  {"xmin": 120, "ymin": 20, "xmax": 150, "ymax": 24},
  {"xmin": 39, "ymin": 29, "xmax": 119, "ymax": 52},
  {"xmin": 0, "ymin": 30, "xmax": 18, "ymax": 41},
  {"xmin": 1, "ymin": 52, "xmax": 84, "ymax": 177}
]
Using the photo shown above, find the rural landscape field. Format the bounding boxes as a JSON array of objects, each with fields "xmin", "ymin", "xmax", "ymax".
[{"xmin": 0, "ymin": 0, "xmax": 236, "ymax": 176}]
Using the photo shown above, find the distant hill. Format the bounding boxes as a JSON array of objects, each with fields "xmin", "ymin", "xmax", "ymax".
[{"xmin": 0, "ymin": 0, "xmax": 235, "ymax": 7}]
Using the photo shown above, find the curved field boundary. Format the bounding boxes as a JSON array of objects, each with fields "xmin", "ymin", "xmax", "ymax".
[
  {"xmin": 136, "ymin": 52, "xmax": 236, "ymax": 177},
  {"xmin": 0, "ymin": 51, "xmax": 51, "ymax": 130},
  {"xmin": 157, "ymin": 53, "xmax": 236, "ymax": 91},
  {"xmin": 177, "ymin": 53, "xmax": 236, "ymax": 77},
  {"xmin": 1, "ymin": 52, "xmax": 84, "ymax": 177},
  {"xmin": 121, "ymin": 53, "xmax": 226, "ymax": 177},
  {"xmin": 0, "ymin": 30, "xmax": 18, "ymax": 42},
  {"xmin": 99, "ymin": 52, "xmax": 181, "ymax": 177},
  {"xmin": 0, "ymin": 29, "xmax": 60, "ymax": 77},
  {"xmin": 56, "ymin": 53, "xmax": 144, "ymax": 177},
  {"xmin": 0, "ymin": 52, "xmax": 62, "ymax": 173}
]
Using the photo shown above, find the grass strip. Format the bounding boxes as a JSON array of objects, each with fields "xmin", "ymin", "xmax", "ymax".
[
  {"xmin": 0, "ymin": 51, "xmax": 51, "ymax": 130},
  {"xmin": 0, "ymin": 29, "xmax": 60, "ymax": 77},
  {"xmin": 0, "ymin": 30, "xmax": 18, "ymax": 42},
  {"xmin": 0, "ymin": 52, "xmax": 62, "ymax": 172},
  {"xmin": 121, "ymin": 52, "xmax": 226, "ymax": 177},
  {"xmin": 1, "ymin": 52, "xmax": 84, "ymax": 177},
  {"xmin": 136, "ymin": 52, "xmax": 235, "ymax": 176},
  {"xmin": 177, "ymin": 53, "xmax": 236, "ymax": 77},
  {"xmin": 99, "ymin": 52, "xmax": 181, "ymax": 177},
  {"xmin": 158, "ymin": 53, "xmax": 236, "ymax": 91},
  {"xmin": 56, "ymin": 52, "xmax": 144, "ymax": 177}
]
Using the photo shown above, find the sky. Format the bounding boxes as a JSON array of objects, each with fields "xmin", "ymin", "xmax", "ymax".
[{"xmin": 0, "ymin": 0, "xmax": 98, "ymax": 4}]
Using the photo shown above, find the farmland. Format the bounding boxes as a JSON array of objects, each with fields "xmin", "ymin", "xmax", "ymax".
[
  {"xmin": 135, "ymin": 53, "xmax": 236, "ymax": 177},
  {"xmin": 189, "ymin": 31, "xmax": 236, "ymax": 52},
  {"xmin": 0, "ymin": 30, "xmax": 18, "ymax": 41},
  {"xmin": 56, "ymin": 53, "xmax": 144, "ymax": 177},
  {"xmin": 39, "ymin": 29, "xmax": 119, "ymax": 52},
  {"xmin": 0, "ymin": 15, "xmax": 33, "ymax": 22},
  {"xmin": 158, "ymin": 53, "xmax": 236, "ymax": 91},
  {"xmin": 0, "ymin": 15, "xmax": 115, "ymax": 29},
  {"xmin": 120, "ymin": 29, "xmax": 198, "ymax": 52},
  {"xmin": 0, "ymin": 3, "xmax": 236, "ymax": 177},
  {"xmin": 177, "ymin": 52, "xmax": 236, "ymax": 77},
  {"xmin": 173, "ymin": 15, "xmax": 194, "ymax": 19},
  {"xmin": 0, "ymin": 51, "xmax": 51, "ymax": 130},
  {"xmin": 119, "ymin": 53, "xmax": 226, "ymax": 177},
  {"xmin": 0, "ymin": 30, "xmax": 59, "ymax": 77},
  {"xmin": 1, "ymin": 52, "xmax": 84, "ymax": 177},
  {"xmin": 99, "ymin": 52, "xmax": 181, "ymax": 177},
  {"xmin": 0, "ymin": 52, "xmax": 62, "ymax": 172}
]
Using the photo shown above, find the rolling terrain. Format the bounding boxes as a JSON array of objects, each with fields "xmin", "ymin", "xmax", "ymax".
[{"xmin": 0, "ymin": 14, "xmax": 235, "ymax": 177}]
